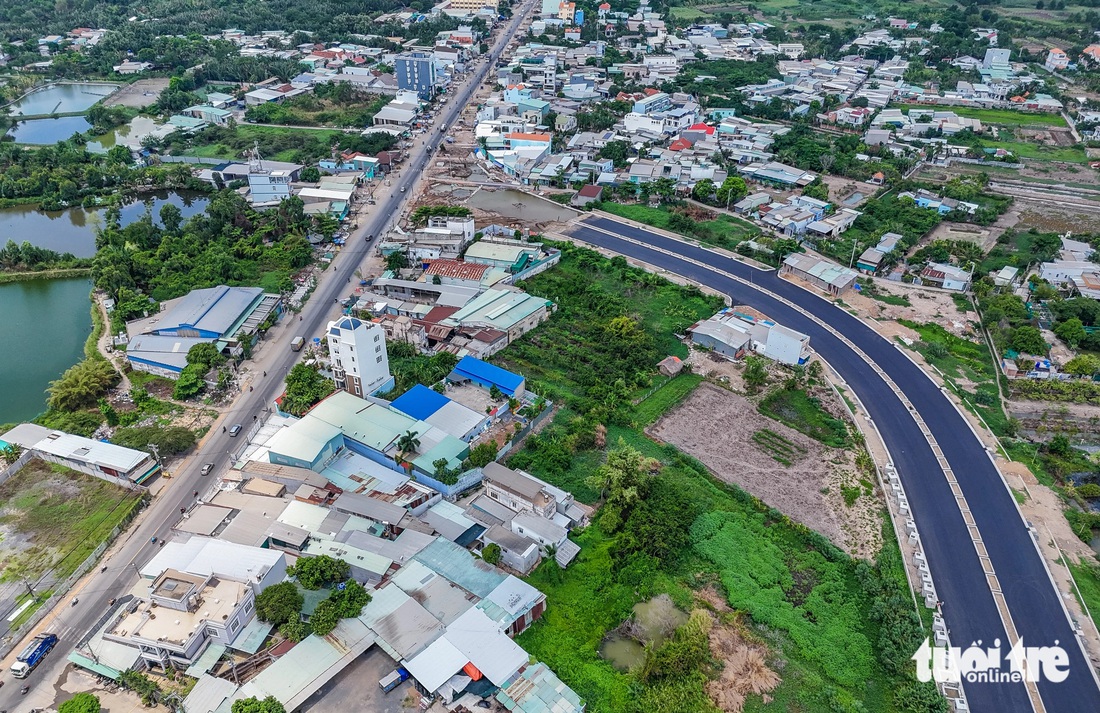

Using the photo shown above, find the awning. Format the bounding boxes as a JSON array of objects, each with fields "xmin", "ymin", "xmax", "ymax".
[{"xmin": 186, "ymin": 643, "xmax": 227, "ymax": 677}]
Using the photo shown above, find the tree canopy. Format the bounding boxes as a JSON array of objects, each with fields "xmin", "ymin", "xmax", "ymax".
[
  {"xmin": 59, "ymin": 693, "xmax": 101, "ymax": 713},
  {"xmin": 290, "ymin": 554, "xmax": 350, "ymax": 590},
  {"xmin": 255, "ymin": 581, "xmax": 304, "ymax": 627},
  {"xmin": 231, "ymin": 696, "xmax": 287, "ymax": 713},
  {"xmin": 282, "ymin": 364, "xmax": 336, "ymax": 417}
]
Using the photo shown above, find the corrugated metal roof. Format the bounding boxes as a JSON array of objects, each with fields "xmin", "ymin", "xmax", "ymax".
[
  {"xmin": 404, "ymin": 636, "xmax": 469, "ymax": 693},
  {"xmin": 36, "ymin": 430, "xmax": 151, "ymax": 473},
  {"xmin": 266, "ymin": 417, "xmax": 343, "ymax": 464},
  {"xmin": 413, "ymin": 537, "xmax": 506, "ymax": 598},
  {"xmin": 452, "ymin": 356, "xmax": 525, "ymax": 394},
  {"xmin": 140, "ymin": 537, "xmax": 283, "ymax": 582},
  {"xmin": 391, "ymin": 384, "xmax": 450, "ymax": 421},
  {"xmin": 155, "ymin": 285, "xmax": 263, "ymax": 336},
  {"xmin": 445, "ymin": 608, "xmax": 527, "ymax": 685},
  {"xmin": 422, "ymin": 501, "xmax": 478, "ymax": 543},
  {"xmin": 182, "ymin": 673, "xmax": 238, "ymax": 713},
  {"xmin": 391, "ymin": 560, "xmax": 476, "ymax": 625}
]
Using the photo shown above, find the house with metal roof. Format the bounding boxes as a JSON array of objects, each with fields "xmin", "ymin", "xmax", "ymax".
[
  {"xmin": 449, "ymin": 355, "xmax": 526, "ymax": 397},
  {"xmin": 464, "ymin": 239, "xmax": 545, "ymax": 271},
  {"xmin": 3, "ymin": 423, "xmax": 161, "ymax": 486},
  {"xmin": 780, "ymin": 253, "xmax": 858, "ymax": 296},
  {"xmin": 440, "ymin": 287, "xmax": 553, "ymax": 345}
]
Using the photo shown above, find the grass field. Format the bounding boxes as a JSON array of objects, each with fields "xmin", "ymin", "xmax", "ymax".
[
  {"xmin": 598, "ymin": 203, "xmax": 758, "ymax": 251},
  {"xmin": 986, "ymin": 139, "xmax": 1087, "ymax": 164},
  {"xmin": 183, "ymin": 125, "xmax": 345, "ymax": 162},
  {"xmin": 670, "ymin": 6, "xmax": 711, "ymax": 19},
  {"xmin": 758, "ymin": 388, "xmax": 850, "ymax": 448},
  {"xmin": 1067, "ymin": 557, "xmax": 1100, "ymax": 634},
  {"xmin": 895, "ymin": 105, "xmax": 1068, "ymax": 128},
  {"xmin": 633, "ymin": 373, "xmax": 704, "ymax": 427},
  {"xmin": 0, "ymin": 459, "xmax": 143, "ymax": 581}
]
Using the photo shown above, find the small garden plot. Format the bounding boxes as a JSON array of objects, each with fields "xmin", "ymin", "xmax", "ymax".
[{"xmin": 751, "ymin": 429, "xmax": 807, "ymax": 466}]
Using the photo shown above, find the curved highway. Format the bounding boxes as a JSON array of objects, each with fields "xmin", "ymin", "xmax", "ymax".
[
  {"xmin": 569, "ymin": 215, "xmax": 1100, "ymax": 713},
  {"xmin": 0, "ymin": 3, "xmax": 536, "ymax": 711}
]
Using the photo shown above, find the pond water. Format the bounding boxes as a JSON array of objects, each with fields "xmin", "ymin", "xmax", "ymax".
[
  {"xmin": 7, "ymin": 116, "xmax": 93, "ymax": 144},
  {"xmin": 0, "ymin": 276, "xmax": 93, "ymax": 424},
  {"xmin": 843, "ymin": 192, "xmax": 865, "ymax": 206},
  {"xmin": 0, "ymin": 191, "xmax": 211, "ymax": 258},
  {"xmin": 87, "ymin": 115, "xmax": 175, "ymax": 153},
  {"xmin": 466, "ymin": 188, "xmax": 579, "ymax": 223},
  {"xmin": 599, "ymin": 594, "xmax": 689, "ymax": 672},
  {"xmin": 6, "ymin": 83, "xmax": 118, "ymax": 116}
]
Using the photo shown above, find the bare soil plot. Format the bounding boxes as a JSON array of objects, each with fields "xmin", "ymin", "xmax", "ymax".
[
  {"xmin": 0, "ymin": 459, "xmax": 142, "ymax": 582},
  {"xmin": 102, "ymin": 78, "xmax": 170, "ymax": 109},
  {"xmin": 845, "ymin": 280, "xmax": 978, "ymax": 336},
  {"xmin": 648, "ymin": 382, "xmax": 882, "ymax": 558}
]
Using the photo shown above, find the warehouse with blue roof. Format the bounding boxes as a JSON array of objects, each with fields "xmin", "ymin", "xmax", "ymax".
[
  {"xmin": 125, "ymin": 285, "xmax": 282, "ymax": 378},
  {"xmin": 448, "ymin": 356, "xmax": 526, "ymax": 397}
]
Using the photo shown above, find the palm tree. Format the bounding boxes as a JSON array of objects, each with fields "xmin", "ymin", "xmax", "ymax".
[{"xmin": 396, "ymin": 430, "xmax": 421, "ymax": 466}]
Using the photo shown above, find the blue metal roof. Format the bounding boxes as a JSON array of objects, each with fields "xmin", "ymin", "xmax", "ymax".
[
  {"xmin": 452, "ymin": 356, "xmax": 524, "ymax": 395},
  {"xmin": 390, "ymin": 384, "xmax": 450, "ymax": 421}
]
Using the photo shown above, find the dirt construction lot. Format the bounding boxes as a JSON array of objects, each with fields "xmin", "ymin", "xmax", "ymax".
[
  {"xmin": 102, "ymin": 78, "xmax": 170, "ymax": 108},
  {"xmin": 648, "ymin": 382, "xmax": 881, "ymax": 558}
]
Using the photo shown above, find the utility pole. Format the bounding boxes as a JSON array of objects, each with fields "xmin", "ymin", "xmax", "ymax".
[{"xmin": 23, "ymin": 579, "xmax": 35, "ymax": 599}]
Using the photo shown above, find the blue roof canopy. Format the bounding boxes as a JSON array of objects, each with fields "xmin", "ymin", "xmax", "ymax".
[
  {"xmin": 390, "ymin": 384, "xmax": 450, "ymax": 421},
  {"xmin": 452, "ymin": 356, "xmax": 524, "ymax": 395}
]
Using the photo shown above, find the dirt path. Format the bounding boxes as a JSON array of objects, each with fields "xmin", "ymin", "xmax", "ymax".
[{"xmin": 94, "ymin": 293, "xmax": 132, "ymax": 394}]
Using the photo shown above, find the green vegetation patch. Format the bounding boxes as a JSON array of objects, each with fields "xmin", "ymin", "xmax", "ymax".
[
  {"xmin": 894, "ymin": 105, "xmax": 1068, "ymax": 128},
  {"xmin": 0, "ymin": 459, "xmax": 143, "ymax": 581},
  {"xmin": 1067, "ymin": 557, "xmax": 1100, "ymax": 635},
  {"xmin": 758, "ymin": 389, "xmax": 849, "ymax": 448},
  {"xmin": 597, "ymin": 203, "xmax": 757, "ymax": 252},
  {"xmin": 633, "ymin": 374, "xmax": 704, "ymax": 427},
  {"xmin": 751, "ymin": 428, "xmax": 807, "ymax": 466},
  {"xmin": 497, "ymin": 242, "xmax": 722, "ymax": 422}
]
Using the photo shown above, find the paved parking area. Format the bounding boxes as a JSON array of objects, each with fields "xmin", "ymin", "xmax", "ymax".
[{"xmin": 298, "ymin": 646, "xmax": 418, "ymax": 713}]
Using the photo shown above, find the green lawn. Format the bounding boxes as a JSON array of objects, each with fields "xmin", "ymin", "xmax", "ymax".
[
  {"xmin": 985, "ymin": 139, "xmax": 1087, "ymax": 164},
  {"xmin": 183, "ymin": 125, "xmax": 345, "ymax": 162},
  {"xmin": 0, "ymin": 459, "xmax": 143, "ymax": 581},
  {"xmin": 894, "ymin": 104, "xmax": 1068, "ymax": 128},
  {"xmin": 1067, "ymin": 557, "xmax": 1100, "ymax": 634},
  {"xmin": 597, "ymin": 203, "xmax": 758, "ymax": 252},
  {"xmin": 758, "ymin": 388, "xmax": 850, "ymax": 448}
]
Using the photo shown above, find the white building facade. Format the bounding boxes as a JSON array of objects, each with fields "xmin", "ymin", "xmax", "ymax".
[{"xmin": 327, "ymin": 317, "xmax": 395, "ymax": 397}]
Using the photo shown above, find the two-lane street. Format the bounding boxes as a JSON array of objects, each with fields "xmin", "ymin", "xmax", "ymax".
[{"xmin": 0, "ymin": 3, "xmax": 536, "ymax": 710}]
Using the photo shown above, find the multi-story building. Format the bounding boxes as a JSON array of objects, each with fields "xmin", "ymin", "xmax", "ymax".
[
  {"xmin": 395, "ymin": 51, "xmax": 437, "ymax": 100},
  {"xmin": 326, "ymin": 317, "xmax": 394, "ymax": 398}
]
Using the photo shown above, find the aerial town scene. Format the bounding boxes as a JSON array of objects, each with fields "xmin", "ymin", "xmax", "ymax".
[{"xmin": 0, "ymin": 0, "xmax": 1099, "ymax": 712}]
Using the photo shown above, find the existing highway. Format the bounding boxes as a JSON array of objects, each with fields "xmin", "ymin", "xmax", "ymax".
[
  {"xmin": 0, "ymin": 3, "xmax": 537, "ymax": 711},
  {"xmin": 568, "ymin": 215, "xmax": 1100, "ymax": 713}
]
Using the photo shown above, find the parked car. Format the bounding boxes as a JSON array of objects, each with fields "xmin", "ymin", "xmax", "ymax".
[
  {"xmin": 200, "ymin": 463, "xmax": 214, "ymax": 476},
  {"xmin": 228, "ymin": 424, "xmax": 243, "ymax": 437}
]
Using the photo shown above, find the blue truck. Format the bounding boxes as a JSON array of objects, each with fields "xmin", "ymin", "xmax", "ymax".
[{"xmin": 11, "ymin": 633, "xmax": 58, "ymax": 678}]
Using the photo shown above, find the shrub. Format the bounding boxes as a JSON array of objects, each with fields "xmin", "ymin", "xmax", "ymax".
[{"xmin": 482, "ymin": 543, "xmax": 502, "ymax": 565}]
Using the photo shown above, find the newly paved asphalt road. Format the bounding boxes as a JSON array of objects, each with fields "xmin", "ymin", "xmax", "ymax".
[
  {"xmin": 570, "ymin": 215, "xmax": 1100, "ymax": 713},
  {"xmin": 0, "ymin": 4, "xmax": 536, "ymax": 711}
]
